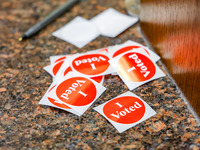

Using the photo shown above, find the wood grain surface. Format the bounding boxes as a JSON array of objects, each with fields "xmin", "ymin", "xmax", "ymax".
[{"xmin": 140, "ymin": 0, "xmax": 200, "ymax": 116}]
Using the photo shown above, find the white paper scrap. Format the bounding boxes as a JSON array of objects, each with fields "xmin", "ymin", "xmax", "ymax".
[
  {"xmin": 91, "ymin": 8, "xmax": 138, "ymax": 37},
  {"xmin": 53, "ymin": 16, "xmax": 100, "ymax": 48}
]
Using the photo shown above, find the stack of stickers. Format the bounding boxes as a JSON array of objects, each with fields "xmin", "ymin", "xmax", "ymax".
[{"xmin": 40, "ymin": 40, "xmax": 165, "ymax": 133}]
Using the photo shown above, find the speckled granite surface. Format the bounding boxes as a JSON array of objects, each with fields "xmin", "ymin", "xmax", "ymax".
[{"xmin": 0, "ymin": 0, "xmax": 200, "ymax": 149}]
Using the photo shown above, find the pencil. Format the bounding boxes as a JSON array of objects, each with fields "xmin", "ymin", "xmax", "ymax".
[{"xmin": 19, "ymin": 0, "xmax": 79, "ymax": 41}]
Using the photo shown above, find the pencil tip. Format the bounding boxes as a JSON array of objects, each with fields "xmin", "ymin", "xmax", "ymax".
[
  {"xmin": 19, "ymin": 37, "xmax": 23, "ymax": 41},
  {"xmin": 19, "ymin": 35, "xmax": 27, "ymax": 41}
]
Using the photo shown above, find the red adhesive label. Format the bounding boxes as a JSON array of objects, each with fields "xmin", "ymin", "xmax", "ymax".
[
  {"xmin": 48, "ymin": 97, "xmax": 71, "ymax": 109},
  {"xmin": 90, "ymin": 76, "xmax": 103, "ymax": 83},
  {"xmin": 97, "ymin": 48, "xmax": 108, "ymax": 53},
  {"xmin": 56, "ymin": 77, "xmax": 97, "ymax": 106},
  {"xmin": 64, "ymin": 67, "xmax": 73, "ymax": 76},
  {"xmin": 72, "ymin": 54, "xmax": 110, "ymax": 75},
  {"xmin": 113, "ymin": 46, "xmax": 150, "ymax": 58},
  {"xmin": 54, "ymin": 56, "xmax": 66, "ymax": 63},
  {"xmin": 103, "ymin": 96, "xmax": 145, "ymax": 124},
  {"xmin": 53, "ymin": 61, "xmax": 64, "ymax": 76},
  {"xmin": 117, "ymin": 52, "xmax": 156, "ymax": 82}
]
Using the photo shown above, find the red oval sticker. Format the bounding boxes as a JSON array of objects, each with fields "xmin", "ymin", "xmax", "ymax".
[
  {"xmin": 117, "ymin": 52, "xmax": 156, "ymax": 82},
  {"xmin": 48, "ymin": 97, "xmax": 71, "ymax": 109},
  {"xmin": 47, "ymin": 85, "xmax": 71, "ymax": 109},
  {"xmin": 56, "ymin": 77, "xmax": 97, "ymax": 106},
  {"xmin": 53, "ymin": 61, "xmax": 64, "ymax": 76},
  {"xmin": 72, "ymin": 54, "xmax": 110, "ymax": 75},
  {"xmin": 103, "ymin": 96, "xmax": 145, "ymax": 124},
  {"xmin": 113, "ymin": 46, "xmax": 150, "ymax": 58},
  {"xmin": 63, "ymin": 66, "xmax": 103, "ymax": 84}
]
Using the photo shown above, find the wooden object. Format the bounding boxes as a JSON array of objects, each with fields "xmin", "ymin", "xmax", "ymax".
[{"xmin": 140, "ymin": 0, "xmax": 200, "ymax": 116}]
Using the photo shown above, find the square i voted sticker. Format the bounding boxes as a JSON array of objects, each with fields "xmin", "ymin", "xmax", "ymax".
[
  {"xmin": 47, "ymin": 72, "xmax": 106, "ymax": 116},
  {"xmin": 43, "ymin": 55, "xmax": 67, "ymax": 77},
  {"xmin": 66, "ymin": 51, "xmax": 115, "ymax": 77},
  {"xmin": 109, "ymin": 50, "xmax": 165, "ymax": 90},
  {"xmin": 108, "ymin": 40, "xmax": 160, "ymax": 62},
  {"xmin": 55, "ymin": 58, "xmax": 105, "ymax": 85},
  {"xmin": 122, "ymin": 40, "xmax": 160, "ymax": 62},
  {"xmin": 93, "ymin": 91, "xmax": 156, "ymax": 133},
  {"xmin": 39, "ymin": 84, "xmax": 81, "ymax": 116}
]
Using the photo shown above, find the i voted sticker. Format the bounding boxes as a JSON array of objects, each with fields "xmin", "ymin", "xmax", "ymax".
[
  {"xmin": 47, "ymin": 72, "xmax": 106, "ymax": 115},
  {"xmin": 43, "ymin": 55, "xmax": 67, "ymax": 77},
  {"xmin": 62, "ymin": 66, "xmax": 104, "ymax": 84},
  {"xmin": 67, "ymin": 52, "xmax": 115, "ymax": 77},
  {"xmin": 112, "ymin": 45, "xmax": 150, "ymax": 58},
  {"xmin": 108, "ymin": 40, "xmax": 160, "ymax": 62},
  {"xmin": 39, "ymin": 84, "xmax": 81, "ymax": 116},
  {"xmin": 42, "ymin": 40, "xmax": 164, "ymax": 119},
  {"xmin": 109, "ymin": 50, "xmax": 165, "ymax": 90},
  {"xmin": 103, "ymin": 96, "xmax": 145, "ymax": 124},
  {"xmin": 93, "ymin": 91, "xmax": 156, "ymax": 133},
  {"xmin": 72, "ymin": 54, "xmax": 109, "ymax": 75},
  {"xmin": 56, "ymin": 77, "xmax": 97, "ymax": 106},
  {"xmin": 117, "ymin": 52, "xmax": 156, "ymax": 82}
]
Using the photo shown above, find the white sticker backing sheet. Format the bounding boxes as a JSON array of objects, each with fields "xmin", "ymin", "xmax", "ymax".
[{"xmin": 93, "ymin": 91, "xmax": 156, "ymax": 133}]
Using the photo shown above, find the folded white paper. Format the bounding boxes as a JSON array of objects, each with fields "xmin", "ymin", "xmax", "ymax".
[
  {"xmin": 53, "ymin": 16, "xmax": 100, "ymax": 48},
  {"xmin": 91, "ymin": 8, "xmax": 138, "ymax": 37}
]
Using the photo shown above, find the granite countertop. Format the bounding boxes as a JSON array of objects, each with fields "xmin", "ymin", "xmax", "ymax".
[{"xmin": 0, "ymin": 0, "xmax": 200, "ymax": 149}]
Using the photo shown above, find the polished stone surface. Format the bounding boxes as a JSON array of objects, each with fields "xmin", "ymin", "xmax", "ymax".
[{"xmin": 0, "ymin": 0, "xmax": 199, "ymax": 149}]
